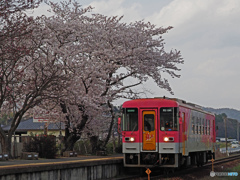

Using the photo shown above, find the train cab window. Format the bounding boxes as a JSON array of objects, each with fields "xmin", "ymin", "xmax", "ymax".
[
  {"xmin": 122, "ymin": 108, "xmax": 138, "ymax": 131},
  {"xmin": 160, "ymin": 107, "xmax": 178, "ymax": 131}
]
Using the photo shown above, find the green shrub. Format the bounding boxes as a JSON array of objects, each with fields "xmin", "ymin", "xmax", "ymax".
[
  {"xmin": 74, "ymin": 140, "xmax": 92, "ymax": 155},
  {"xmin": 106, "ymin": 142, "xmax": 113, "ymax": 154}
]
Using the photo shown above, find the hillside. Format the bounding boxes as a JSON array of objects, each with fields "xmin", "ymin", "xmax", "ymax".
[
  {"xmin": 203, "ymin": 107, "xmax": 240, "ymax": 122},
  {"xmin": 203, "ymin": 107, "xmax": 240, "ymax": 139}
]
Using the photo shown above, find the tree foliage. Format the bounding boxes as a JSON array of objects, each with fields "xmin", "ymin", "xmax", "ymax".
[
  {"xmin": 0, "ymin": 0, "xmax": 183, "ymax": 154},
  {"xmin": 0, "ymin": 0, "xmax": 64, "ymax": 156},
  {"xmin": 39, "ymin": 1, "xmax": 183, "ymax": 150}
]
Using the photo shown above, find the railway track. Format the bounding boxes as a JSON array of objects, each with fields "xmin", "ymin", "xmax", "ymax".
[{"xmin": 113, "ymin": 154, "xmax": 240, "ymax": 180}]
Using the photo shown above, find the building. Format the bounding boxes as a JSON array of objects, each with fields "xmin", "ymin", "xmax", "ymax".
[
  {"xmin": 2, "ymin": 117, "xmax": 65, "ymax": 138},
  {"xmin": 1, "ymin": 118, "xmax": 65, "ymax": 156}
]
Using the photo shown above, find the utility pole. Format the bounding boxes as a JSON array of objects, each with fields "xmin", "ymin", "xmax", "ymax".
[
  {"xmin": 224, "ymin": 117, "xmax": 228, "ymax": 155},
  {"xmin": 237, "ymin": 121, "xmax": 239, "ymax": 142}
]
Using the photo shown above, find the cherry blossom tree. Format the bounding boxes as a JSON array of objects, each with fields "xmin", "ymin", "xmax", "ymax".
[
  {"xmin": 0, "ymin": 0, "xmax": 66, "ymax": 156},
  {"xmin": 40, "ymin": 1, "xmax": 183, "ymax": 151},
  {"xmin": 0, "ymin": 0, "xmax": 43, "ymax": 15},
  {"xmin": 1, "ymin": 0, "xmax": 183, "ymax": 154}
]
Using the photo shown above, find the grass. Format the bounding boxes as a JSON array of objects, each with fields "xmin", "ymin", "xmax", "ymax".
[
  {"xmin": 217, "ymin": 142, "xmax": 231, "ymax": 148},
  {"xmin": 226, "ymin": 164, "xmax": 240, "ymax": 180}
]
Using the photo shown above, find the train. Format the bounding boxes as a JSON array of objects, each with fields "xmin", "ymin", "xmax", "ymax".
[{"xmin": 118, "ymin": 97, "xmax": 216, "ymax": 168}]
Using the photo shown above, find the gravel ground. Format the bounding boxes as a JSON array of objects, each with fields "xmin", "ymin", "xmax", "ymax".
[{"xmin": 163, "ymin": 158, "xmax": 240, "ymax": 180}]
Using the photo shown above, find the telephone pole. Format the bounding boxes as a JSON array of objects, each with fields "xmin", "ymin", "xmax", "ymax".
[
  {"xmin": 237, "ymin": 120, "xmax": 239, "ymax": 142},
  {"xmin": 224, "ymin": 117, "xmax": 228, "ymax": 155}
]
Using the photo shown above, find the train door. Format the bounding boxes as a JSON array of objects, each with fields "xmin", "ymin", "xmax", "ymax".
[
  {"xmin": 142, "ymin": 110, "xmax": 157, "ymax": 151},
  {"xmin": 182, "ymin": 112, "xmax": 187, "ymax": 155}
]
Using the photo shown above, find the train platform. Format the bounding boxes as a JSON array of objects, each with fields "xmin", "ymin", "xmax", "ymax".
[
  {"xmin": 0, "ymin": 154, "xmax": 123, "ymax": 168},
  {"xmin": 0, "ymin": 154, "xmax": 124, "ymax": 179}
]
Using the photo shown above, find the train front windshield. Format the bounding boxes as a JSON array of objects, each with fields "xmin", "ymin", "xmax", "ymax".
[
  {"xmin": 160, "ymin": 107, "xmax": 178, "ymax": 131},
  {"xmin": 122, "ymin": 108, "xmax": 138, "ymax": 131}
]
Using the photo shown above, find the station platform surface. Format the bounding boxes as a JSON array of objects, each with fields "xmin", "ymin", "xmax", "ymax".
[
  {"xmin": 0, "ymin": 154, "xmax": 123, "ymax": 169},
  {"xmin": 0, "ymin": 154, "xmax": 124, "ymax": 179}
]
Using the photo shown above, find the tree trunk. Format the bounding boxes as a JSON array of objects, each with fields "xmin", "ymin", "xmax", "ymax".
[
  {"xmin": 64, "ymin": 133, "xmax": 80, "ymax": 151},
  {"xmin": 90, "ymin": 135, "xmax": 99, "ymax": 154},
  {"xmin": 7, "ymin": 134, "xmax": 12, "ymax": 158},
  {"xmin": 6, "ymin": 113, "xmax": 25, "ymax": 158},
  {"xmin": 0, "ymin": 123, "xmax": 14, "ymax": 158},
  {"xmin": 0, "ymin": 133, "xmax": 11, "ymax": 158},
  {"xmin": 112, "ymin": 125, "xmax": 116, "ymax": 154},
  {"xmin": 61, "ymin": 102, "xmax": 89, "ymax": 151},
  {"xmin": 0, "ymin": 135, "xmax": 8, "ymax": 154},
  {"xmin": 102, "ymin": 101, "xmax": 115, "ymax": 149}
]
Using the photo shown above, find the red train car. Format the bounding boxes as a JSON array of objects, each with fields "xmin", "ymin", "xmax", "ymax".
[{"xmin": 120, "ymin": 97, "xmax": 215, "ymax": 168}]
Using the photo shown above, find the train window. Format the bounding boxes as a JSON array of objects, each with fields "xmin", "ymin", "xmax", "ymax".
[
  {"xmin": 122, "ymin": 108, "xmax": 138, "ymax": 131},
  {"xmin": 207, "ymin": 120, "xmax": 210, "ymax": 135},
  {"xmin": 198, "ymin": 118, "xmax": 201, "ymax": 134},
  {"xmin": 203, "ymin": 119, "xmax": 205, "ymax": 134},
  {"xmin": 160, "ymin": 107, "xmax": 178, "ymax": 131},
  {"xmin": 209, "ymin": 120, "xmax": 211, "ymax": 135},
  {"xmin": 192, "ymin": 116, "xmax": 195, "ymax": 134},
  {"xmin": 196, "ymin": 118, "xmax": 199, "ymax": 134},
  {"xmin": 200, "ymin": 120, "xmax": 202, "ymax": 135},
  {"xmin": 205, "ymin": 119, "xmax": 207, "ymax": 135},
  {"xmin": 144, "ymin": 114, "xmax": 155, "ymax": 131}
]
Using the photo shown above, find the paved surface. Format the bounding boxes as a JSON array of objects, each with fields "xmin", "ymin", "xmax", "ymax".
[
  {"xmin": 0, "ymin": 154, "xmax": 124, "ymax": 177},
  {"xmin": 0, "ymin": 154, "xmax": 123, "ymax": 168}
]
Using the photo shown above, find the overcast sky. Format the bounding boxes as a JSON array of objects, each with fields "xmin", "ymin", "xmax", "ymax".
[{"xmin": 31, "ymin": 0, "xmax": 240, "ymax": 110}]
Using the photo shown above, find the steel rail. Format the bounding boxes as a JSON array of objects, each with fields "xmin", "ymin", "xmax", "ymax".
[{"xmin": 113, "ymin": 154, "xmax": 240, "ymax": 180}]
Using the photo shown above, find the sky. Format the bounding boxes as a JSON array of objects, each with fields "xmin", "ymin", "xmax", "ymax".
[{"xmin": 29, "ymin": 0, "xmax": 240, "ymax": 110}]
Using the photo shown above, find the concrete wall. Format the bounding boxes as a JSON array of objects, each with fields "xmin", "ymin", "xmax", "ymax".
[{"xmin": 0, "ymin": 158, "xmax": 123, "ymax": 180}]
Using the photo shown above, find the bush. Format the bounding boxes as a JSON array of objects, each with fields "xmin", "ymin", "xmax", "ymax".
[
  {"xmin": 115, "ymin": 144, "xmax": 122, "ymax": 153},
  {"xmin": 106, "ymin": 141, "xmax": 122, "ymax": 154},
  {"xmin": 73, "ymin": 139, "xmax": 122, "ymax": 155},
  {"xmin": 74, "ymin": 140, "xmax": 92, "ymax": 155},
  {"xmin": 24, "ymin": 134, "xmax": 58, "ymax": 159}
]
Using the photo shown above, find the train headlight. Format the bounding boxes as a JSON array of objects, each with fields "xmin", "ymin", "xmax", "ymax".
[
  {"xmin": 164, "ymin": 137, "xmax": 169, "ymax": 142},
  {"xmin": 164, "ymin": 137, "xmax": 174, "ymax": 142},
  {"xmin": 125, "ymin": 137, "xmax": 135, "ymax": 142},
  {"xmin": 130, "ymin": 137, "xmax": 135, "ymax": 142}
]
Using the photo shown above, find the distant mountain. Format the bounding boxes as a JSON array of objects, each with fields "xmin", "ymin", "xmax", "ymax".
[
  {"xmin": 203, "ymin": 107, "xmax": 240, "ymax": 122},
  {"xmin": 202, "ymin": 107, "xmax": 240, "ymax": 139}
]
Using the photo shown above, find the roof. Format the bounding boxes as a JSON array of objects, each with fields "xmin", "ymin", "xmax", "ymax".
[
  {"xmin": 122, "ymin": 97, "xmax": 214, "ymax": 116},
  {"xmin": 123, "ymin": 98, "xmax": 178, "ymax": 108},
  {"xmin": 2, "ymin": 118, "xmax": 65, "ymax": 132}
]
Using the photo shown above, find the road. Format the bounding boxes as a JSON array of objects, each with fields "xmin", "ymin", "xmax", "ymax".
[{"xmin": 220, "ymin": 146, "xmax": 240, "ymax": 153}]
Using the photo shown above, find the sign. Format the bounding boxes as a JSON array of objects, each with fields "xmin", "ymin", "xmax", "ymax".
[
  {"xmin": 146, "ymin": 168, "xmax": 151, "ymax": 180},
  {"xmin": 33, "ymin": 109, "xmax": 58, "ymax": 123},
  {"xmin": 33, "ymin": 115, "xmax": 50, "ymax": 122}
]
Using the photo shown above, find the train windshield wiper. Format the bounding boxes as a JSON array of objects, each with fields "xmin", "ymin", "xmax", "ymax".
[{"xmin": 131, "ymin": 123, "xmax": 137, "ymax": 135}]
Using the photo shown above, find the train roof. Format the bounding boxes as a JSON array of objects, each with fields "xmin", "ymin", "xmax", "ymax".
[{"xmin": 122, "ymin": 97, "xmax": 214, "ymax": 116}]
